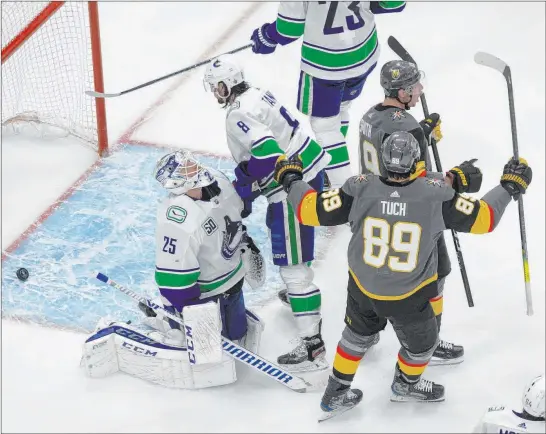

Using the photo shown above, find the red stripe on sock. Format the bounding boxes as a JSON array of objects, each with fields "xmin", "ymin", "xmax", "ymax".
[
  {"xmin": 398, "ymin": 353, "xmax": 427, "ymax": 368},
  {"xmin": 337, "ymin": 345, "xmax": 362, "ymax": 362}
]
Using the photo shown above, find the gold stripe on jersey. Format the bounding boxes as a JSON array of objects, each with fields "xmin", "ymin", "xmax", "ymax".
[
  {"xmin": 470, "ymin": 200, "xmax": 494, "ymax": 234},
  {"xmin": 409, "ymin": 161, "xmax": 427, "ymax": 181},
  {"xmin": 429, "ymin": 295, "xmax": 443, "ymax": 316},
  {"xmin": 349, "ymin": 269, "xmax": 438, "ymax": 301},
  {"xmin": 296, "ymin": 190, "xmax": 320, "ymax": 226}
]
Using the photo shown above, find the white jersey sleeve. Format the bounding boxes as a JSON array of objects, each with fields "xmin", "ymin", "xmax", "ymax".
[
  {"xmin": 226, "ymin": 88, "xmax": 330, "ymax": 202},
  {"xmin": 473, "ymin": 406, "xmax": 545, "ymax": 434},
  {"xmin": 155, "ymin": 196, "xmax": 204, "ymax": 312},
  {"xmin": 226, "ymin": 96, "xmax": 285, "ymax": 179}
]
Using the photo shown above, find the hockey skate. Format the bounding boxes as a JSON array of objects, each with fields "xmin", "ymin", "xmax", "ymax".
[
  {"xmin": 429, "ymin": 339, "xmax": 464, "ymax": 366},
  {"xmin": 277, "ymin": 333, "xmax": 329, "ymax": 373},
  {"xmin": 318, "ymin": 376, "xmax": 363, "ymax": 422},
  {"xmin": 390, "ymin": 365, "xmax": 445, "ymax": 402}
]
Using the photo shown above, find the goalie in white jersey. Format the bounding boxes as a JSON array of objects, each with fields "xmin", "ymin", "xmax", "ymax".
[
  {"xmin": 473, "ymin": 374, "xmax": 545, "ymax": 433},
  {"xmin": 82, "ymin": 151, "xmax": 265, "ymax": 390},
  {"xmin": 250, "ymin": 1, "xmax": 406, "ymax": 187},
  {"xmin": 203, "ymin": 54, "xmax": 332, "ymax": 372}
]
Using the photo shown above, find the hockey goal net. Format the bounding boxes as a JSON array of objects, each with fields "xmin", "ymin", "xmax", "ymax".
[{"xmin": 2, "ymin": 1, "xmax": 108, "ymax": 155}]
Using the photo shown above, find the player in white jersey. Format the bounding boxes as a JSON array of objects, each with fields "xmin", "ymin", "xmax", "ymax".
[
  {"xmin": 251, "ymin": 1, "xmax": 406, "ymax": 188},
  {"xmin": 203, "ymin": 54, "xmax": 332, "ymax": 372},
  {"xmin": 82, "ymin": 151, "xmax": 265, "ymax": 390},
  {"xmin": 473, "ymin": 375, "xmax": 545, "ymax": 433}
]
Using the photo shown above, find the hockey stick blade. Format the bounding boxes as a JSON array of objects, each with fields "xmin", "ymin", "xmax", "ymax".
[
  {"xmin": 85, "ymin": 90, "xmax": 122, "ymax": 99},
  {"xmin": 387, "ymin": 36, "xmax": 417, "ymax": 64},
  {"xmin": 95, "ymin": 272, "xmax": 312, "ymax": 392},
  {"xmin": 474, "ymin": 52, "xmax": 508, "ymax": 75}
]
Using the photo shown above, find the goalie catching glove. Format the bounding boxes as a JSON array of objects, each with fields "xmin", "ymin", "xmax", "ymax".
[
  {"xmin": 448, "ymin": 158, "xmax": 483, "ymax": 193},
  {"xmin": 274, "ymin": 154, "xmax": 303, "ymax": 192},
  {"xmin": 501, "ymin": 157, "xmax": 532, "ymax": 200}
]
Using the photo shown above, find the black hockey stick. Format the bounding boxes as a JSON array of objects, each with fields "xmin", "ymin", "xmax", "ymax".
[
  {"xmin": 474, "ymin": 52, "xmax": 533, "ymax": 316},
  {"xmin": 387, "ymin": 36, "xmax": 475, "ymax": 307},
  {"xmin": 85, "ymin": 43, "xmax": 253, "ymax": 99}
]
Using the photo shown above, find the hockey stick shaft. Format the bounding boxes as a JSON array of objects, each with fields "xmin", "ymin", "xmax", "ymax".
[
  {"xmin": 474, "ymin": 52, "xmax": 532, "ymax": 316},
  {"xmin": 387, "ymin": 36, "xmax": 475, "ymax": 307},
  {"xmin": 95, "ymin": 272, "xmax": 311, "ymax": 391},
  {"xmin": 86, "ymin": 43, "xmax": 253, "ymax": 99}
]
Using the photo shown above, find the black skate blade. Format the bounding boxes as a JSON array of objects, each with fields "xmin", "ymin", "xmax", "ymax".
[
  {"xmin": 279, "ymin": 357, "xmax": 329, "ymax": 374},
  {"xmin": 390, "ymin": 393, "xmax": 445, "ymax": 403},
  {"xmin": 317, "ymin": 404, "xmax": 358, "ymax": 422},
  {"xmin": 429, "ymin": 355, "xmax": 464, "ymax": 366}
]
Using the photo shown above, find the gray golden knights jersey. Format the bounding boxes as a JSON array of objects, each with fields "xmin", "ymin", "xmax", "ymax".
[
  {"xmin": 473, "ymin": 406, "xmax": 545, "ymax": 433},
  {"xmin": 155, "ymin": 172, "xmax": 246, "ymax": 310},
  {"xmin": 359, "ymin": 104, "xmax": 432, "ymax": 176},
  {"xmin": 286, "ymin": 174, "xmax": 513, "ymax": 301}
]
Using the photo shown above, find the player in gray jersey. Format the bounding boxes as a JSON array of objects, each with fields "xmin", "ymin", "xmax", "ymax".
[
  {"xmin": 273, "ymin": 131, "xmax": 533, "ymax": 420},
  {"xmin": 358, "ymin": 59, "xmax": 474, "ymax": 365}
]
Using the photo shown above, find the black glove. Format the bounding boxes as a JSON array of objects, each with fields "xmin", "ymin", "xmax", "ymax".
[
  {"xmin": 138, "ymin": 301, "xmax": 156, "ymax": 318},
  {"xmin": 274, "ymin": 154, "xmax": 303, "ymax": 192},
  {"xmin": 448, "ymin": 158, "xmax": 483, "ymax": 193},
  {"xmin": 419, "ymin": 113, "xmax": 442, "ymax": 142},
  {"xmin": 501, "ymin": 157, "xmax": 532, "ymax": 201},
  {"xmin": 241, "ymin": 230, "xmax": 261, "ymax": 254}
]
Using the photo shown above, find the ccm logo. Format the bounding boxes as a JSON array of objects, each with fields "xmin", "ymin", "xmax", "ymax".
[
  {"xmin": 121, "ymin": 341, "xmax": 157, "ymax": 356},
  {"xmin": 185, "ymin": 325, "xmax": 196, "ymax": 364}
]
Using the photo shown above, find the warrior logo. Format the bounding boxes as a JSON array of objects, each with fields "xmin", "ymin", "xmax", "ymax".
[
  {"xmin": 221, "ymin": 215, "xmax": 244, "ymax": 260},
  {"xmin": 213, "ymin": 59, "xmax": 221, "ymax": 68},
  {"xmin": 391, "ymin": 69, "xmax": 400, "ymax": 79}
]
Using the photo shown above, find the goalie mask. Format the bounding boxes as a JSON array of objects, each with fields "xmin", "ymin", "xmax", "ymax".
[
  {"xmin": 154, "ymin": 151, "xmax": 215, "ymax": 196},
  {"xmin": 203, "ymin": 54, "xmax": 245, "ymax": 101}
]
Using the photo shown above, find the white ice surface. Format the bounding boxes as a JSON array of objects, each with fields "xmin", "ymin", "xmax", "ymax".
[{"xmin": 2, "ymin": 2, "xmax": 545, "ymax": 433}]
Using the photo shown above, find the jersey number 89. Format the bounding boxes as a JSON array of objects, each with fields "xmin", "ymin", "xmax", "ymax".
[{"xmin": 363, "ymin": 217, "xmax": 422, "ymax": 273}]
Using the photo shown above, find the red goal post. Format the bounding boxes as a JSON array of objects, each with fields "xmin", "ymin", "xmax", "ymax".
[{"xmin": 2, "ymin": 1, "xmax": 108, "ymax": 156}]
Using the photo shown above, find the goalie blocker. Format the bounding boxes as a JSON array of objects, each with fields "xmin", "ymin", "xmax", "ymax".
[{"xmin": 82, "ymin": 303, "xmax": 264, "ymax": 389}]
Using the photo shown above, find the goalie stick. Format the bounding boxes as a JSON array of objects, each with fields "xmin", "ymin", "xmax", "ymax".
[
  {"xmin": 95, "ymin": 272, "xmax": 312, "ymax": 392},
  {"xmin": 86, "ymin": 43, "xmax": 252, "ymax": 99},
  {"xmin": 387, "ymin": 36, "xmax": 475, "ymax": 308},
  {"xmin": 474, "ymin": 52, "xmax": 533, "ymax": 316}
]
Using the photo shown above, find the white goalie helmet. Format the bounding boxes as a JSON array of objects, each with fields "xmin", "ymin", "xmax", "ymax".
[
  {"xmin": 203, "ymin": 54, "xmax": 244, "ymax": 97},
  {"xmin": 523, "ymin": 374, "xmax": 545, "ymax": 419},
  {"xmin": 154, "ymin": 150, "xmax": 215, "ymax": 195}
]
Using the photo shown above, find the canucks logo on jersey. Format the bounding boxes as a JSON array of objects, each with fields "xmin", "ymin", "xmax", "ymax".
[{"xmin": 221, "ymin": 216, "xmax": 244, "ymax": 260}]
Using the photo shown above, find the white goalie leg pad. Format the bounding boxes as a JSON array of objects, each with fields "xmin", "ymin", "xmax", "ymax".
[
  {"xmin": 239, "ymin": 309, "xmax": 265, "ymax": 354},
  {"xmin": 280, "ymin": 264, "xmax": 322, "ymax": 338},
  {"xmin": 310, "ymin": 113, "xmax": 352, "ymax": 188},
  {"xmin": 82, "ymin": 318, "xmax": 236, "ymax": 389},
  {"xmin": 81, "ymin": 330, "xmax": 119, "ymax": 378},
  {"xmin": 242, "ymin": 247, "xmax": 266, "ymax": 290},
  {"xmin": 183, "ymin": 301, "xmax": 222, "ymax": 366}
]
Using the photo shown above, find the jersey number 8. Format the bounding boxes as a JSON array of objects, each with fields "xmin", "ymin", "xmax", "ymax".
[
  {"xmin": 363, "ymin": 217, "xmax": 422, "ymax": 273},
  {"xmin": 455, "ymin": 195, "xmax": 476, "ymax": 215},
  {"xmin": 360, "ymin": 139, "xmax": 381, "ymax": 175}
]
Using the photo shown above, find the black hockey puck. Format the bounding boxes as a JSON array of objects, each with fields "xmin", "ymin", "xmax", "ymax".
[{"xmin": 16, "ymin": 268, "xmax": 29, "ymax": 282}]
